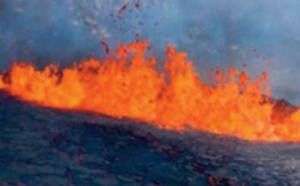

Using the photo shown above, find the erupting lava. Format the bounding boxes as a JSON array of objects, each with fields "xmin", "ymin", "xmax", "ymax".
[{"xmin": 1, "ymin": 41, "xmax": 300, "ymax": 142}]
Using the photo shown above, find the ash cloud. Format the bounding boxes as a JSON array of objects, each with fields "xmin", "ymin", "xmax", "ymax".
[{"xmin": 0, "ymin": 0, "xmax": 300, "ymax": 104}]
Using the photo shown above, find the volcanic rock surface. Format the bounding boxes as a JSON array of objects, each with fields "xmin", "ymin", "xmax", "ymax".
[{"xmin": 0, "ymin": 91, "xmax": 300, "ymax": 186}]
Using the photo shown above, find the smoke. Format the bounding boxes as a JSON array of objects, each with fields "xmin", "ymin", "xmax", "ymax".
[{"xmin": 0, "ymin": 0, "xmax": 300, "ymax": 104}]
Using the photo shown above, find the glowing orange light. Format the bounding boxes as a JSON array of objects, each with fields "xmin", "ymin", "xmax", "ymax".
[{"xmin": 1, "ymin": 41, "xmax": 299, "ymax": 141}]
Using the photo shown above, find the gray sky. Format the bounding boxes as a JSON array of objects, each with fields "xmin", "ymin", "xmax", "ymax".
[{"xmin": 1, "ymin": 0, "xmax": 300, "ymax": 104}]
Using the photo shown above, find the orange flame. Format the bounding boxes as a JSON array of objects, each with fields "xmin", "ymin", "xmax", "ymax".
[{"xmin": 1, "ymin": 41, "xmax": 300, "ymax": 142}]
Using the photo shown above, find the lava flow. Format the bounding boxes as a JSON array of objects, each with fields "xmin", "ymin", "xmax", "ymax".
[{"xmin": 1, "ymin": 41, "xmax": 300, "ymax": 142}]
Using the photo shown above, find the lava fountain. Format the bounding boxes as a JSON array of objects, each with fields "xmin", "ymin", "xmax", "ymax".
[{"xmin": 1, "ymin": 41, "xmax": 300, "ymax": 142}]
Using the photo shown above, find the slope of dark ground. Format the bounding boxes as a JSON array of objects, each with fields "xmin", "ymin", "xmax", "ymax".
[{"xmin": 0, "ymin": 91, "xmax": 300, "ymax": 186}]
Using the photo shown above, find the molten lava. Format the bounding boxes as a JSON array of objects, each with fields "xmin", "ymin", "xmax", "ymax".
[{"xmin": 1, "ymin": 41, "xmax": 300, "ymax": 142}]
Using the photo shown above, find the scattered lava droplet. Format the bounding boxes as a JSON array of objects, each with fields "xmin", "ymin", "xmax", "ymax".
[
  {"xmin": 135, "ymin": 1, "xmax": 140, "ymax": 8},
  {"xmin": 118, "ymin": 4, "xmax": 127, "ymax": 14},
  {"xmin": 135, "ymin": 33, "xmax": 140, "ymax": 42},
  {"xmin": 101, "ymin": 41, "xmax": 110, "ymax": 55},
  {"xmin": 208, "ymin": 176, "xmax": 217, "ymax": 186},
  {"xmin": 161, "ymin": 145, "xmax": 171, "ymax": 153},
  {"xmin": 252, "ymin": 48, "xmax": 261, "ymax": 59}
]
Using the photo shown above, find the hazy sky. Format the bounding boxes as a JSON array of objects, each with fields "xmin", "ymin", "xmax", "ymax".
[{"xmin": 1, "ymin": 0, "xmax": 300, "ymax": 104}]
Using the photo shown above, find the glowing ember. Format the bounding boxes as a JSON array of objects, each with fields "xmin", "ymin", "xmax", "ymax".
[{"xmin": 1, "ymin": 41, "xmax": 300, "ymax": 142}]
